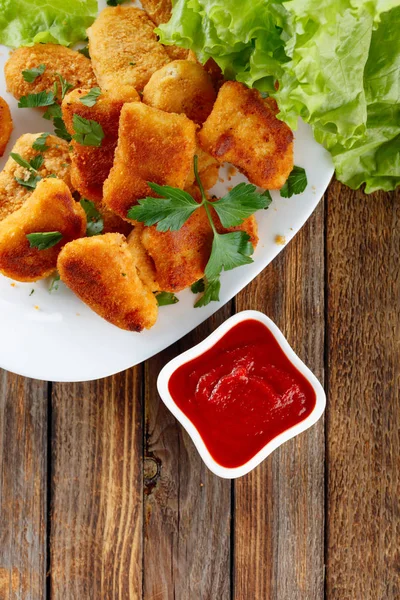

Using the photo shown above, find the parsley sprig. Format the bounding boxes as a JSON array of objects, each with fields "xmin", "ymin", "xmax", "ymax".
[
  {"xmin": 22, "ymin": 64, "xmax": 46, "ymax": 83},
  {"xmin": 128, "ymin": 156, "xmax": 272, "ymax": 307},
  {"xmin": 11, "ymin": 152, "xmax": 43, "ymax": 189}
]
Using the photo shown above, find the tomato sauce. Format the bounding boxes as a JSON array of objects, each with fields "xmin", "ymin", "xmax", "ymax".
[{"xmin": 168, "ymin": 319, "xmax": 316, "ymax": 468}]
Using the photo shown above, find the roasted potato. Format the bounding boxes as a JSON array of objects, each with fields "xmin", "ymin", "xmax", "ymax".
[
  {"xmin": 0, "ymin": 133, "xmax": 72, "ymax": 222},
  {"xmin": 103, "ymin": 102, "xmax": 196, "ymax": 221},
  {"xmin": 4, "ymin": 44, "xmax": 96, "ymax": 103},
  {"xmin": 0, "ymin": 97, "xmax": 13, "ymax": 157},
  {"xmin": 199, "ymin": 81, "xmax": 294, "ymax": 189},
  {"xmin": 0, "ymin": 178, "xmax": 86, "ymax": 282},
  {"xmin": 87, "ymin": 6, "xmax": 170, "ymax": 94},
  {"xmin": 58, "ymin": 233, "xmax": 158, "ymax": 331},
  {"xmin": 143, "ymin": 60, "xmax": 216, "ymax": 125}
]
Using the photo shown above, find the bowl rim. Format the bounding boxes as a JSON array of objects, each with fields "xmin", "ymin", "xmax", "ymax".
[{"xmin": 157, "ymin": 309, "xmax": 326, "ymax": 479}]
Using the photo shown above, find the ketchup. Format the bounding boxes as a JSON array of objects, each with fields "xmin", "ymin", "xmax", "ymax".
[{"xmin": 168, "ymin": 319, "xmax": 316, "ymax": 468}]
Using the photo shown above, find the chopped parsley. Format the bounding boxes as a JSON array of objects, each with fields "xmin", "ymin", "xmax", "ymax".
[
  {"xmin": 11, "ymin": 152, "xmax": 43, "ymax": 189},
  {"xmin": 72, "ymin": 114, "xmax": 104, "ymax": 147},
  {"xmin": 78, "ymin": 45, "xmax": 90, "ymax": 59},
  {"xmin": 79, "ymin": 87, "xmax": 102, "ymax": 108},
  {"xmin": 54, "ymin": 73, "xmax": 73, "ymax": 100},
  {"xmin": 18, "ymin": 91, "xmax": 55, "ymax": 108},
  {"xmin": 80, "ymin": 198, "xmax": 104, "ymax": 236},
  {"xmin": 280, "ymin": 166, "xmax": 308, "ymax": 198},
  {"xmin": 26, "ymin": 231, "xmax": 63, "ymax": 250},
  {"xmin": 191, "ymin": 279, "xmax": 205, "ymax": 294},
  {"xmin": 49, "ymin": 273, "xmax": 61, "ymax": 293},
  {"xmin": 32, "ymin": 133, "xmax": 50, "ymax": 152},
  {"xmin": 156, "ymin": 292, "xmax": 179, "ymax": 306},
  {"xmin": 22, "ymin": 64, "xmax": 46, "ymax": 83}
]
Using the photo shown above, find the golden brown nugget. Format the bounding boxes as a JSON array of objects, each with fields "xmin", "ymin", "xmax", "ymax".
[
  {"xmin": 0, "ymin": 133, "xmax": 72, "ymax": 222},
  {"xmin": 127, "ymin": 224, "xmax": 159, "ymax": 292},
  {"xmin": 141, "ymin": 206, "xmax": 258, "ymax": 293},
  {"xmin": 103, "ymin": 102, "xmax": 196, "ymax": 221},
  {"xmin": 185, "ymin": 147, "xmax": 219, "ymax": 191},
  {"xmin": 58, "ymin": 234, "xmax": 158, "ymax": 331},
  {"xmin": 4, "ymin": 45, "xmax": 96, "ymax": 103},
  {"xmin": 87, "ymin": 6, "xmax": 170, "ymax": 94},
  {"xmin": 199, "ymin": 81, "xmax": 294, "ymax": 189},
  {"xmin": 0, "ymin": 97, "xmax": 13, "ymax": 157},
  {"xmin": 143, "ymin": 60, "xmax": 216, "ymax": 125},
  {"xmin": 139, "ymin": 0, "xmax": 188, "ymax": 59},
  {"xmin": 0, "ymin": 179, "xmax": 86, "ymax": 282}
]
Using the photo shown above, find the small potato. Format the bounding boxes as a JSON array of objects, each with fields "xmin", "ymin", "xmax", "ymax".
[
  {"xmin": 0, "ymin": 133, "xmax": 73, "ymax": 222},
  {"xmin": 143, "ymin": 60, "xmax": 216, "ymax": 125},
  {"xmin": 199, "ymin": 81, "xmax": 294, "ymax": 189},
  {"xmin": 4, "ymin": 44, "xmax": 96, "ymax": 103},
  {"xmin": 58, "ymin": 233, "xmax": 158, "ymax": 331},
  {"xmin": 103, "ymin": 102, "xmax": 196, "ymax": 221},
  {"xmin": 0, "ymin": 178, "xmax": 86, "ymax": 282},
  {"xmin": 0, "ymin": 97, "xmax": 13, "ymax": 157}
]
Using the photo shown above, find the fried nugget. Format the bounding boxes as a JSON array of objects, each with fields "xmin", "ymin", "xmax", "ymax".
[
  {"xmin": 88, "ymin": 7, "xmax": 170, "ymax": 95},
  {"xmin": 141, "ymin": 201, "xmax": 258, "ymax": 292},
  {"xmin": 185, "ymin": 147, "xmax": 219, "ymax": 191},
  {"xmin": 0, "ymin": 179, "xmax": 86, "ymax": 282},
  {"xmin": 4, "ymin": 45, "xmax": 96, "ymax": 103},
  {"xmin": 139, "ymin": 0, "xmax": 188, "ymax": 60},
  {"xmin": 127, "ymin": 224, "xmax": 159, "ymax": 292},
  {"xmin": 0, "ymin": 134, "xmax": 72, "ymax": 222},
  {"xmin": 58, "ymin": 233, "xmax": 158, "ymax": 331},
  {"xmin": 0, "ymin": 97, "xmax": 13, "ymax": 157},
  {"xmin": 199, "ymin": 81, "xmax": 294, "ymax": 189},
  {"xmin": 143, "ymin": 60, "xmax": 216, "ymax": 124},
  {"xmin": 103, "ymin": 102, "xmax": 196, "ymax": 221}
]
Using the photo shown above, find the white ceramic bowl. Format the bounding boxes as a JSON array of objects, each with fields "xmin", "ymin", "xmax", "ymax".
[{"xmin": 157, "ymin": 310, "xmax": 326, "ymax": 478}]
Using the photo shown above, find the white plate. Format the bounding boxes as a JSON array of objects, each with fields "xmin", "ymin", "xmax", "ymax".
[{"xmin": 0, "ymin": 3, "xmax": 334, "ymax": 382}]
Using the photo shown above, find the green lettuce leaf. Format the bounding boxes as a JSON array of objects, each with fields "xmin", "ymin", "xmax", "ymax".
[
  {"xmin": 0, "ymin": 0, "xmax": 98, "ymax": 47},
  {"xmin": 158, "ymin": 0, "xmax": 400, "ymax": 192}
]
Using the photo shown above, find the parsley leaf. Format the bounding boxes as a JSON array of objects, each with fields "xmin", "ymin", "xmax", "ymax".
[
  {"xmin": 29, "ymin": 155, "xmax": 44, "ymax": 171},
  {"xmin": 78, "ymin": 45, "xmax": 90, "ymax": 59},
  {"xmin": 22, "ymin": 64, "xmax": 46, "ymax": 83},
  {"xmin": 53, "ymin": 117, "xmax": 72, "ymax": 142},
  {"xmin": 72, "ymin": 114, "xmax": 104, "ymax": 147},
  {"xmin": 280, "ymin": 166, "xmax": 308, "ymax": 198},
  {"xmin": 212, "ymin": 184, "xmax": 272, "ymax": 227},
  {"xmin": 205, "ymin": 231, "xmax": 253, "ymax": 280},
  {"xmin": 18, "ymin": 91, "xmax": 55, "ymax": 108},
  {"xmin": 80, "ymin": 87, "xmax": 102, "ymax": 108},
  {"xmin": 49, "ymin": 272, "xmax": 61, "ymax": 293},
  {"xmin": 128, "ymin": 184, "xmax": 198, "ymax": 230},
  {"xmin": 80, "ymin": 198, "xmax": 104, "ymax": 237},
  {"xmin": 43, "ymin": 103, "xmax": 62, "ymax": 120},
  {"xmin": 32, "ymin": 133, "xmax": 50, "ymax": 152},
  {"xmin": 54, "ymin": 73, "xmax": 73, "ymax": 100},
  {"xmin": 15, "ymin": 174, "xmax": 42, "ymax": 189},
  {"xmin": 10, "ymin": 152, "xmax": 35, "ymax": 171},
  {"xmin": 26, "ymin": 231, "xmax": 63, "ymax": 250},
  {"xmin": 191, "ymin": 279, "xmax": 205, "ymax": 294},
  {"xmin": 107, "ymin": 0, "xmax": 128, "ymax": 5},
  {"xmin": 194, "ymin": 277, "xmax": 221, "ymax": 307},
  {"xmin": 156, "ymin": 291, "xmax": 179, "ymax": 306}
]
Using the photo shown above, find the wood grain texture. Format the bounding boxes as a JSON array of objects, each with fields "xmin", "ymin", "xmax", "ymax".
[
  {"xmin": 143, "ymin": 306, "xmax": 233, "ymax": 600},
  {"xmin": 50, "ymin": 369, "xmax": 143, "ymax": 600},
  {"xmin": 234, "ymin": 201, "xmax": 326, "ymax": 599},
  {"xmin": 0, "ymin": 372, "xmax": 48, "ymax": 600},
  {"xmin": 326, "ymin": 183, "xmax": 400, "ymax": 600}
]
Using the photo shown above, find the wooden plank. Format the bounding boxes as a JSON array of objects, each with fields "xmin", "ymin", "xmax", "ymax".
[
  {"xmin": 0, "ymin": 372, "xmax": 48, "ymax": 600},
  {"xmin": 326, "ymin": 183, "xmax": 400, "ymax": 599},
  {"xmin": 143, "ymin": 306, "xmax": 233, "ymax": 600},
  {"xmin": 234, "ymin": 201, "xmax": 326, "ymax": 599},
  {"xmin": 50, "ymin": 368, "xmax": 143, "ymax": 600}
]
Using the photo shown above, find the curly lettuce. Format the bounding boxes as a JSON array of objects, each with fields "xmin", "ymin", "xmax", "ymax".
[
  {"xmin": 0, "ymin": 0, "xmax": 97, "ymax": 47},
  {"xmin": 158, "ymin": 0, "xmax": 400, "ymax": 192}
]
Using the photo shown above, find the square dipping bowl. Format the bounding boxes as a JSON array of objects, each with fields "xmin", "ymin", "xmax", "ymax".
[{"xmin": 157, "ymin": 310, "xmax": 326, "ymax": 479}]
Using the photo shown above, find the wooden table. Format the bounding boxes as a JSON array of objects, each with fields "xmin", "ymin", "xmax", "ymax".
[{"xmin": 0, "ymin": 180, "xmax": 399, "ymax": 600}]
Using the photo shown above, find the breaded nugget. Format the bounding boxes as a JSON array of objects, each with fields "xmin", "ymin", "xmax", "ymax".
[
  {"xmin": 62, "ymin": 88, "xmax": 139, "ymax": 203},
  {"xmin": 103, "ymin": 102, "xmax": 196, "ymax": 221},
  {"xmin": 0, "ymin": 97, "xmax": 13, "ymax": 157},
  {"xmin": 139, "ymin": 0, "xmax": 188, "ymax": 59},
  {"xmin": 4, "ymin": 45, "xmax": 96, "ymax": 103},
  {"xmin": 141, "ymin": 205, "xmax": 258, "ymax": 292},
  {"xmin": 199, "ymin": 81, "xmax": 294, "ymax": 189},
  {"xmin": 127, "ymin": 224, "xmax": 159, "ymax": 292},
  {"xmin": 0, "ymin": 133, "xmax": 72, "ymax": 222},
  {"xmin": 185, "ymin": 147, "xmax": 219, "ymax": 191},
  {"xmin": 58, "ymin": 233, "xmax": 158, "ymax": 331},
  {"xmin": 143, "ymin": 60, "xmax": 216, "ymax": 124},
  {"xmin": 88, "ymin": 7, "xmax": 169, "ymax": 94},
  {"xmin": 0, "ymin": 179, "xmax": 86, "ymax": 282}
]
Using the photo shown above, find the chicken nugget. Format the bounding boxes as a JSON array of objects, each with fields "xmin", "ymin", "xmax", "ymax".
[
  {"xmin": 185, "ymin": 147, "xmax": 219, "ymax": 191},
  {"xmin": 88, "ymin": 7, "xmax": 170, "ymax": 95},
  {"xmin": 0, "ymin": 133, "xmax": 72, "ymax": 222},
  {"xmin": 138, "ymin": 0, "xmax": 188, "ymax": 59},
  {"xmin": 127, "ymin": 224, "xmax": 159, "ymax": 292},
  {"xmin": 58, "ymin": 233, "xmax": 158, "ymax": 331},
  {"xmin": 103, "ymin": 102, "xmax": 196, "ymax": 221},
  {"xmin": 4, "ymin": 45, "xmax": 96, "ymax": 103},
  {"xmin": 0, "ymin": 178, "xmax": 86, "ymax": 282},
  {"xmin": 199, "ymin": 81, "xmax": 293, "ymax": 189},
  {"xmin": 141, "ymin": 204, "xmax": 258, "ymax": 293},
  {"xmin": 0, "ymin": 97, "xmax": 13, "ymax": 157},
  {"xmin": 143, "ymin": 60, "xmax": 216, "ymax": 124}
]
